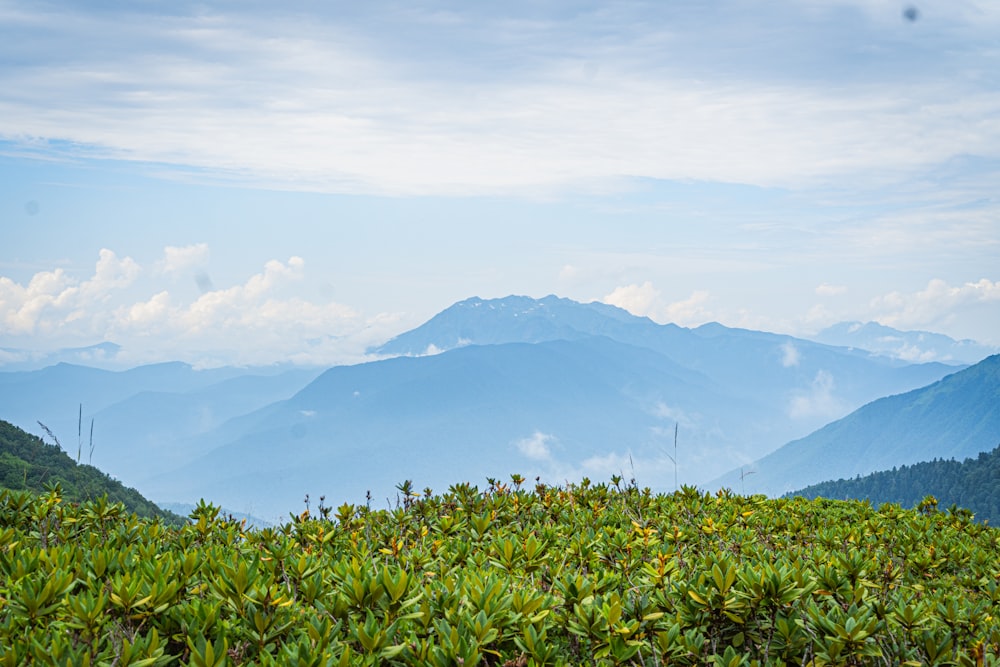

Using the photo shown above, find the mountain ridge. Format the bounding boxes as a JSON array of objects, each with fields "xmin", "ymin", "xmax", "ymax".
[
  {"xmin": 811, "ymin": 321, "xmax": 997, "ymax": 364},
  {"xmin": 714, "ymin": 354, "xmax": 1000, "ymax": 495},
  {"xmin": 373, "ymin": 294, "xmax": 670, "ymax": 356},
  {"xmin": 136, "ymin": 296, "xmax": 961, "ymax": 520},
  {"xmin": 1, "ymin": 295, "xmax": 979, "ymax": 520}
]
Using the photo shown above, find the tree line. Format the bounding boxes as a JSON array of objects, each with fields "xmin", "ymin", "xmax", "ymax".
[{"xmin": 790, "ymin": 444, "xmax": 1000, "ymax": 524}]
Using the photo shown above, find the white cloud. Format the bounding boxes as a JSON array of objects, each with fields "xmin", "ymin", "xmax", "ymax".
[
  {"xmin": 651, "ymin": 403, "xmax": 692, "ymax": 428},
  {"xmin": 88, "ymin": 249, "xmax": 141, "ymax": 293},
  {"xmin": 663, "ymin": 291, "xmax": 712, "ymax": 325},
  {"xmin": 603, "ymin": 283, "xmax": 713, "ymax": 326},
  {"xmin": 870, "ymin": 278, "xmax": 1000, "ymax": 330},
  {"xmin": 123, "ymin": 291, "xmax": 171, "ymax": 328},
  {"xmin": 788, "ymin": 370, "xmax": 844, "ymax": 419},
  {"xmin": 0, "ymin": 348, "xmax": 30, "ymax": 365},
  {"xmin": 157, "ymin": 243, "xmax": 209, "ymax": 275},
  {"xmin": 509, "ymin": 429, "xmax": 692, "ymax": 490},
  {"xmin": 780, "ymin": 341, "xmax": 801, "ymax": 367},
  {"xmin": 891, "ymin": 344, "xmax": 942, "ymax": 363},
  {"xmin": 815, "ymin": 283, "xmax": 847, "ymax": 296},
  {"xmin": 603, "ymin": 282, "xmax": 660, "ymax": 318},
  {"xmin": 558, "ymin": 264, "xmax": 580, "ymax": 282},
  {"xmin": 0, "ymin": 248, "xmax": 139, "ymax": 336},
  {"xmin": 514, "ymin": 431, "xmax": 555, "ymax": 462},
  {"xmin": 802, "ymin": 303, "xmax": 836, "ymax": 331},
  {"xmin": 578, "ymin": 451, "xmax": 637, "ymax": 478},
  {"xmin": 1, "ymin": 3, "xmax": 998, "ymax": 196},
  {"xmin": 576, "ymin": 451, "xmax": 680, "ymax": 489},
  {"xmin": 0, "ymin": 250, "xmax": 383, "ymax": 367},
  {"xmin": 113, "ymin": 256, "xmax": 312, "ymax": 337}
]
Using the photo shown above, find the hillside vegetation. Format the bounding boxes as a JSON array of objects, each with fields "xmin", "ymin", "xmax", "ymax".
[
  {"xmin": 0, "ymin": 419, "xmax": 181, "ymax": 524},
  {"xmin": 790, "ymin": 445, "xmax": 1000, "ymax": 524},
  {"xmin": 720, "ymin": 353, "xmax": 1000, "ymax": 495},
  {"xmin": 2, "ymin": 478, "xmax": 999, "ymax": 665}
]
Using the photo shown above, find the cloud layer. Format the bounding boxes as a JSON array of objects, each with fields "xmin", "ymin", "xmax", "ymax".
[
  {"xmin": 601, "ymin": 277, "xmax": 1000, "ymax": 346},
  {"xmin": 870, "ymin": 279, "xmax": 1000, "ymax": 330},
  {"xmin": 1, "ymin": 1, "xmax": 999, "ymax": 196},
  {"xmin": 4, "ymin": 249, "xmax": 997, "ymax": 368},
  {"xmin": 2, "ymin": 1, "xmax": 997, "ymax": 362},
  {"xmin": 0, "ymin": 246, "xmax": 387, "ymax": 367},
  {"xmin": 0, "ymin": 249, "xmax": 139, "ymax": 337}
]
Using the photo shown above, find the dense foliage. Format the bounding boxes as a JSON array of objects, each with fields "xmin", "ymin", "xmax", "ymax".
[
  {"xmin": 0, "ymin": 419, "xmax": 182, "ymax": 525},
  {"xmin": 3, "ymin": 478, "xmax": 1000, "ymax": 666},
  {"xmin": 790, "ymin": 445, "xmax": 1000, "ymax": 525}
]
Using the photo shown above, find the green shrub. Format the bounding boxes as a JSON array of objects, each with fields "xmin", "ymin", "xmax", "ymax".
[{"xmin": 2, "ymin": 480, "xmax": 999, "ymax": 665}]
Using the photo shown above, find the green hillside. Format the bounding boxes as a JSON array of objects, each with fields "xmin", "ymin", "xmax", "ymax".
[
  {"xmin": 789, "ymin": 445, "xmax": 1000, "ymax": 524},
  {"xmin": 723, "ymin": 353, "xmax": 1000, "ymax": 495},
  {"xmin": 0, "ymin": 419, "xmax": 182, "ymax": 524}
]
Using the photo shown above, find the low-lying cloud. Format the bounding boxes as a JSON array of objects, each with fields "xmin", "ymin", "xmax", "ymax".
[
  {"xmin": 788, "ymin": 370, "xmax": 844, "ymax": 420},
  {"xmin": 870, "ymin": 278, "xmax": 1000, "ymax": 331},
  {"xmin": 0, "ymin": 249, "xmax": 139, "ymax": 337},
  {"xmin": 157, "ymin": 243, "xmax": 209, "ymax": 276},
  {"xmin": 781, "ymin": 342, "xmax": 801, "ymax": 368},
  {"xmin": 603, "ymin": 283, "xmax": 712, "ymax": 326},
  {"xmin": 815, "ymin": 283, "xmax": 847, "ymax": 297},
  {"xmin": 599, "ymin": 276, "xmax": 1000, "ymax": 348},
  {"xmin": 0, "ymin": 246, "xmax": 393, "ymax": 367},
  {"xmin": 514, "ymin": 431, "xmax": 555, "ymax": 462}
]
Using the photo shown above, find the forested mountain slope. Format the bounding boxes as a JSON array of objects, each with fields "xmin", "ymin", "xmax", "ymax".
[
  {"xmin": 0, "ymin": 419, "xmax": 182, "ymax": 524},
  {"xmin": 790, "ymin": 445, "xmax": 1000, "ymax": 524},
  {"xmin": 715, "ymin": 354, "xmax": 1000, "ymax": 495}
]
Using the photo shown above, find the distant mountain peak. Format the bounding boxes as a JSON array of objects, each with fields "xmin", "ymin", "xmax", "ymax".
[
  {"xmin": 0, "ymin": 341, "xmax": 124, "ymax": 372},
  {"xmin": 372, "ymin": 294, "xmax": 661, "ymax": 357},
  {"xmin": 451, "ymin": 294, "xmax": 638, "ymax": 315}
]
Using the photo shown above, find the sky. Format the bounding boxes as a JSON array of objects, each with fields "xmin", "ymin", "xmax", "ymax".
[{"xmin": 2, "ymin": 0, "xmax": 999, "ymax": 368}]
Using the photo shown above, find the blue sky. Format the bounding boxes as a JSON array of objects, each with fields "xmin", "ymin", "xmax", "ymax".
[{"xmin": 2, "ymin": 0, "xmax": 999, "ymax": 367}]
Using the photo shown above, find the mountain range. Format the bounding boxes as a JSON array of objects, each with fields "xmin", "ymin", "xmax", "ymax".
[
  {"xmin": 714, "ymin": 354, "xmax": 1000, "ymax": 495},
  {"xmin": 0, "ymin": 342, "xmax": 125, "ymax": 371},
  {"xmin": 0, "ymin": 363, "xmax": 322, "ymax": 482},
  {"xmin": 810, "ymin": 321, "xmax": 998, "ymax": 365},
  {"xmin": 136, "ymin": 296, "xmax": 958, "ymax": 520},
  {"xmin": 2, "ymin": 294, "xmax": 993, "ymax": 523}
]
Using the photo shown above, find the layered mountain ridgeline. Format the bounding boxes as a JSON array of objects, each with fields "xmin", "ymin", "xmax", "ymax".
[
  {"xmin": 811, "ymin": 321, "xmax": 998, "ymax": 364},
  {"xmin": 0, "ymin": 295, "xmax": 969, "ymax": 520},
  {"xmin": 0, "ymin": 363, "xmax": 322, "ymax": 484},
  {"xmin": 0, "ymin": 420, "xmax": 183, "ymax": 524},
  {"xmin": 370, "ymin": 297, "xmax": 959, "ymax": 449},
  {"xmin": 4, "ymin": 480, "xmax": 1000, "ymax": 664},
  {"xmin": 374, "ymin": 296, "xmax": 959, "ymax": 402},
  {"xmin": 789, "ymin": 445, "xmax": 1000, "ymax": 524},
  {"xmin": 137, "ymin": 295, "xmax": 958, "ymax": 521},
  {"xmin": 714, "ymin": 354, "xmax": 1000, "ymax": 496},
  {"xmin": 0, "ymin": 341, "xmax": 124, "ymax": 371}
]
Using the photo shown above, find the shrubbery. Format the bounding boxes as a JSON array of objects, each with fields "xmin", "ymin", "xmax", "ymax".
[{"xmin": 2, "ymin": 479, "xmax": 1000, "ymax": 665}]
